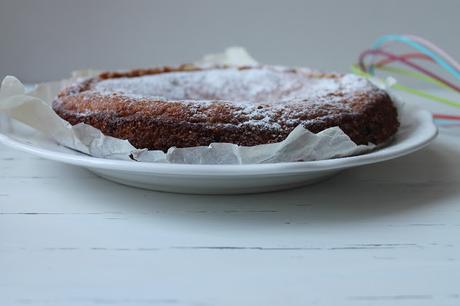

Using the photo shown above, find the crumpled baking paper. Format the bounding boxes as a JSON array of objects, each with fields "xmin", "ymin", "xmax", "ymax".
[{"xmin": 0, "ymin": 47, "xmax": 379, "ymax": 164}]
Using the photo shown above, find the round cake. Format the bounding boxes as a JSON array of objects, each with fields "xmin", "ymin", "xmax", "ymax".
[{"xmin": 52, "ymin": 65, "xmax": 399, "ymax": 151}]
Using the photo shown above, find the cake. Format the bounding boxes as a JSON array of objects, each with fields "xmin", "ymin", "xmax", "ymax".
[{"xmin": 52, "ymin": 65, "xmax": 399, "ymax": 151}]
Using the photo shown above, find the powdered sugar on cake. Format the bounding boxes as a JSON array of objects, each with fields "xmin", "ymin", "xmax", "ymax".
[
  {"xmin": 89, "ymin": 67, "xmax": 380, "ymax": 130},
  {"xmin": 93, "ymin": 67, "xmax": 373, "ymax": 105}
]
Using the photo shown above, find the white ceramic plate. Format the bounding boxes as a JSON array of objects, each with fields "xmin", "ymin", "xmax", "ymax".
[{"xmin": 0, "ymin": 104, "xmax": 437, "ymax": 194}]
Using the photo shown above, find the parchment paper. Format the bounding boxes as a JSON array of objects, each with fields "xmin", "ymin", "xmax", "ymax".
[{"xmin": 0, "ymin": 47, "xmax": 382, "ymax": 164}]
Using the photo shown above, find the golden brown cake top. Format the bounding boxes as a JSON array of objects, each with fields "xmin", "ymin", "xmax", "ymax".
[
  {"xmin": 92, "ymin": 66, "xmax": 375, "ymax": 105},
  {"xmin": 58, "ymin": 65, "xmax": 390, "ymax": 131}
]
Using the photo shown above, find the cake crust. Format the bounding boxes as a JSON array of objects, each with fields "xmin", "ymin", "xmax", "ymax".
[{"xmin": 52, "ymin": 65, "xmax": 399, "ymax": 151}]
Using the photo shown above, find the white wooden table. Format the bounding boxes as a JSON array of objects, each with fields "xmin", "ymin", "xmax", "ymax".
[{"xmin": 1, "ymin": 92, "xmax": 460, "ymax": 306}]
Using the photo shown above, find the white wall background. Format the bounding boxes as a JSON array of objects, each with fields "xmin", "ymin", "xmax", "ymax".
[{"xmin": 0, "ymin": 0, "xmax": 458, "ymax": 82}]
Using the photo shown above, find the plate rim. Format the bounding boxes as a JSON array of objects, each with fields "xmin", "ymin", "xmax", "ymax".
[{"xmin": 0, "ymin": 108, "xmax": 438, "ymax": 176}]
